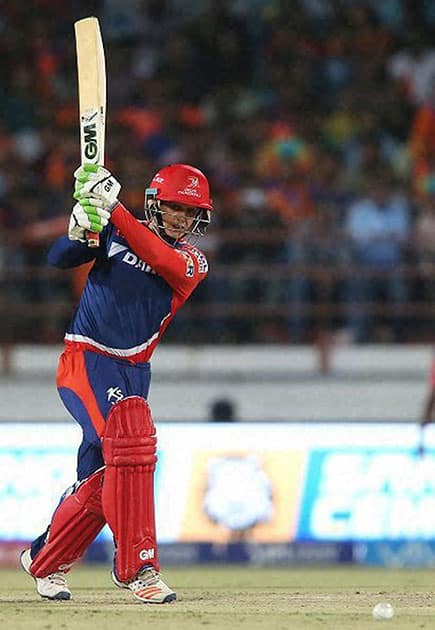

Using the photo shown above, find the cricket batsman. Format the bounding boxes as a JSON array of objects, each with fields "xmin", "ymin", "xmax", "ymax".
[{"xmin": 20, "ymin": 163, "xmax": 214, "ymax": 603}]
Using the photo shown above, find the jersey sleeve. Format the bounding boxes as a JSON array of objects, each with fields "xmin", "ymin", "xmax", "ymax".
[
  {"xmin": 110, "ymin": 202, "xmax": 208, "ymax": 299},
  {"xmin": 47, "ymin": 236, "xmax": 99, "ymax": 268},
  {"xmin": 47, "ymin": 224, "xmax": 113, "ymax": 269}
]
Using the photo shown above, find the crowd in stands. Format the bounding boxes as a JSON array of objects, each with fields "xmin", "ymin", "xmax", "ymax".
[{"xmin": 2, "ymin": 0, "xmax": 435, "ymax": 344}]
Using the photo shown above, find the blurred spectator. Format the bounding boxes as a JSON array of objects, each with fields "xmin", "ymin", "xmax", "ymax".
[
  {"xmin": 209, "ymin": 398, "xmax": 238, "ymax": 422},
  {"xmin": 410, "ymin": 79, "xmax": 435, "ymax": 156},
  {"xmin": 414, "ymin": 193, "xmax": 435, "ymax": 305},
  {"xmin": 285, "ymin": 201, "xmax": 349, "ymax": 341},
  {"xmin": 343, "ymin": 171, "xmax": 411, "ymax": 342},
  {"xmin": 2, "ymin": 1, "xmax": 435, "ymax": 344}
]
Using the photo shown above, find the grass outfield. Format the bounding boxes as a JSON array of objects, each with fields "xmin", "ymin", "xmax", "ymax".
[{"xmin": 1, "ymin": 565, "xmax": 434, "ymax": 629}]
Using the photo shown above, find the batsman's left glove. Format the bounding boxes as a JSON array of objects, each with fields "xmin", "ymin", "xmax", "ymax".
[
  {"xmin": 73, "ymin": 164, "xmax": 121, "ymax": 211},
  {"xmin": 68, "ymin": 202, "xmax": 111, "ymax": 240}
]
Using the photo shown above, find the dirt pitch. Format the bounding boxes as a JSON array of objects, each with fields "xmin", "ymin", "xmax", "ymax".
[{"xmin": 1, "ymin": 565, "xmax": 434, "ymax": 629}]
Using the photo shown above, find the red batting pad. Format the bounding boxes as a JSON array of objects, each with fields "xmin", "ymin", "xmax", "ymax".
[
  {"xmin": 31, "ymin": 469, "xmax": 105, "ymax": 578},
  {"xmin": 102, "ymin": 396, "xmax": 158, "ymax": 581}
]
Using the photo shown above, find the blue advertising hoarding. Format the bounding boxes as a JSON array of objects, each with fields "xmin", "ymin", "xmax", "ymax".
[{"xmin": 1, "ymin": 421, "xmax": 434, "ymax": 566}]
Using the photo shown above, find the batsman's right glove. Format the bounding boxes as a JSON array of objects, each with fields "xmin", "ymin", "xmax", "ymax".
[
  {"xmin": 68, "ymin": 202, "xmax": 111, "ymax": 241},
  {"xmin": 73, "ymin": 164, "xmax": 121, "ymax": 210}
]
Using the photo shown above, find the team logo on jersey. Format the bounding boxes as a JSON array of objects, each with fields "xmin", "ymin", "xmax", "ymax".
[
  {"xmin": 108, "ymin": 241, "xmax": 156, "ymax": 274},
  {"xmin": 180, "ymin": 251, "xmax": 195, "ymax": 277},
  {"xmin": 122, "ymin": 251, "xmax": 156, "ymax": 274},
  {"xmin": 191, "ymin": 248, "xmax": 208, "ymax": 274},
  {"xmin": 106, "ymin": 386, "xmax": 125, "ymax": 403}
]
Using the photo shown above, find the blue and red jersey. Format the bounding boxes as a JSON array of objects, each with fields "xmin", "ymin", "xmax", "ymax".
[{"xmin": 48, "ymin": 202, "xmax": 208, "ymax": 363}]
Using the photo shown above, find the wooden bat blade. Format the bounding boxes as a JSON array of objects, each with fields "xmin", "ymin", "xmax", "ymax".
[
  {"xmin": 74, "ymin": 16, "xmax": 106, "ymax": 165},
  {"xmin": 74, "ymin": 16, "xmax": 107, "ymax": 247}
]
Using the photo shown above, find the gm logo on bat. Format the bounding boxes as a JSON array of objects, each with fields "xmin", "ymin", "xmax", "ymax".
[{"xmin": 81, "ymin": 112, "xmax": 99, "ymax": 161}]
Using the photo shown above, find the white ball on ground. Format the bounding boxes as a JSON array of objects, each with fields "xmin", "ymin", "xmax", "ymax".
[{"xmin": 372, "ymin": 602, "xmax": 395, "ymax": 620}]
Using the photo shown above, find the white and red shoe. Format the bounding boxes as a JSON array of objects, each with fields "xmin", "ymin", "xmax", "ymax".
[
  {"xmin": 112, "ymin": 566, "xmax": 176, "ymax": 604},
  {"xmin": 20, "ymin": 549, "xmax": 72, "ymax": 600}
]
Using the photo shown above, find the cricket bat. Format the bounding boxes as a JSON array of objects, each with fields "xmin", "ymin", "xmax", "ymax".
[{"xmin": 74, "ymin": 16, "xmax": 106, "ymax": 248}]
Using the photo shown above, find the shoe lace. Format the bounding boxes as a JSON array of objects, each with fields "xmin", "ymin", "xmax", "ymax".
[
  {"xmin": 47, "ymin": 572, "xmax": 68, "ymax": 587},
  {"xmin": 133, "ymin": 567, "xmax": 160, "ymax": 588}
]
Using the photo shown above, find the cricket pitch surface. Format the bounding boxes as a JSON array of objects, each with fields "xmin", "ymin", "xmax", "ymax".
[{"xmin": 1, "ymin": 565, "xmax": 434, "ymax": 629}]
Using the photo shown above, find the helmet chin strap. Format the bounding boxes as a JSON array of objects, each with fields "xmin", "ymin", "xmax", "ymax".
[{"xmin": 159, "ymin": 229, "xmax": 179, "ymax": 246}]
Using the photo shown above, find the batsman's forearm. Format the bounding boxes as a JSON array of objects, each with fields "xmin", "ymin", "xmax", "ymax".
[{"xmin": 47, "ymin": 236, "xmax": 98, "ymax": 268}]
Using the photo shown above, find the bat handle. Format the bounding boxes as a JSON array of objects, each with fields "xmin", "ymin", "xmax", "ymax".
[{"xmin": 86, "ymin": 230, "xmax": 100, "ymax": 248}]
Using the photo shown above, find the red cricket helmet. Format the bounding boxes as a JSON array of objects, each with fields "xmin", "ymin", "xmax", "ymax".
[
  {"xmin": 147, "ymin": 164, "xmax": 213, "ymax": 210},
  {"xmin": 144, "ymin": 163, "xmax": 213, "ymax": 240}
]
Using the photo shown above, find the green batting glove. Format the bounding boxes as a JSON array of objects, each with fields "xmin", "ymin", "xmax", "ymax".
[
  {"xmin": 76, "ymin": 198, "xmax": 112, "ymax": 232},
  {"xmin": 73, "ymin": 164, "xmax": 121, "ymax": 210},
  {"xmin": 74, "ymin": 164, "xmax": 99, "ymax": 197}
]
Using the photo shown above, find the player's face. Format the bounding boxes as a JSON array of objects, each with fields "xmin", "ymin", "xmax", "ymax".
[{"xmin": 159, "ymin": 202, "xmax": 197, "ymax": 238}]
